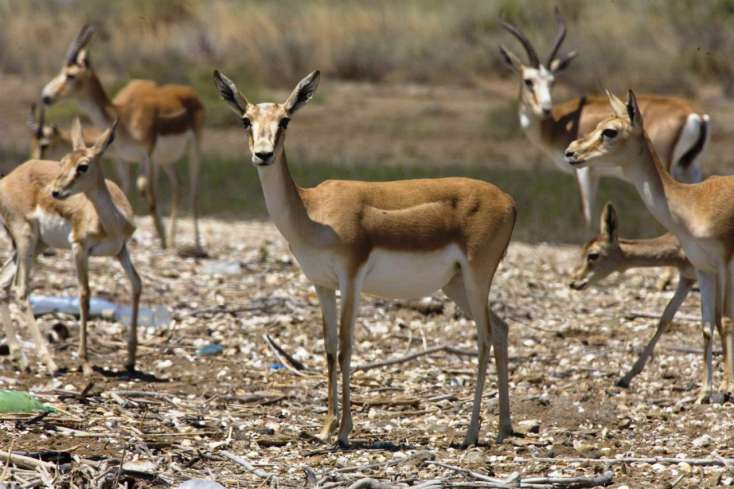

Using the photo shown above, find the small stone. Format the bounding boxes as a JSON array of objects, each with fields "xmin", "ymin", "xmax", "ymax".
[{"xmin": 517, "ymin": 419, "xmax": 541, "ymax": 434}]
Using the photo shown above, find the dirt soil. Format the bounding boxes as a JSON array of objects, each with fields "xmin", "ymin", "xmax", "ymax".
[{"xmin": 1, "ymin": 218, "xmax": 733, "ymax": 488}]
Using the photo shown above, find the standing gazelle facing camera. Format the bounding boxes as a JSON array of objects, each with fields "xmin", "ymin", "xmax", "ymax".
[
  {"xmin": 0, "ymin": 118, "xmax": 141, "ymax": 375},
  {"xmin": 214, "ymin": 70, "xmax": 517, "ymax": 447},
  {"xmin": 565, "ymin": 91, "xmax": 734, "ymax": 402}
]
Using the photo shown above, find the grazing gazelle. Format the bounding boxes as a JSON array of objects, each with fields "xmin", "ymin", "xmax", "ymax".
[
  {"xmin": 565, "ymin": 90, "xmax": 734, "ymax": 401},
  {"xmin": 0, "ymin": 118, "xmax": 141, "ymax": 375},
  {"xmin": 213, "ymin": 70, "xmax": 517, "ymax": 446},
  {"xmin": 568, "ymin": 202, "xmax": 710, "ymax": 388},
  {"xmin": 41, "ymin": 25, "xmax": 206, "ymax": 254},
  {"xmin": 500, "ymin": 12, "xmax": 709, "ymax": 227}
]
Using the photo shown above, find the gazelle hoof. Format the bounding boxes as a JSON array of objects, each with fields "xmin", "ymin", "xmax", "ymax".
[
  {"xmin": 615, "ymin": 377, "xmax": 631, "ymax": 388},
  {"xmin": 80, "ymin": 362, "xmax": 94, "ymax": 377},
  {"xmin": 696, "ymin": 390, "xmax": 713, "ymax": 404},
  {"xmin": 317, "ymin": 415, "xmax": 338, "ymax": 442}
]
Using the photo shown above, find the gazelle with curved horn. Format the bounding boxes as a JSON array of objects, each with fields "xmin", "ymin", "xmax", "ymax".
[
  {"xmin": 41, "ymin": 25, "xmax": 206, "ymax": 255},
  {"xmin": 565, "ymin": 90, "xmax": 734, "ymax": 401},
  {"xmin": 500, "ymin": 10, "xmax": 709, "ymax": 227},
  {"xmin": 0, "ymin": 119, "xmax": 141, "ymax": 375},
  {"xmin": 213, "ymin": 69, "xmax": 517, "ymax": 447}
]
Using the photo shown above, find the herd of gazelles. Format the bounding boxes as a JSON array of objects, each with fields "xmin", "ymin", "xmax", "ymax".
[{"xmin": 0, "ymin": 16, "xmax": 730, "ymax": 447}]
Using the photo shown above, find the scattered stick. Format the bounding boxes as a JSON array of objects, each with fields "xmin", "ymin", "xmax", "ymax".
[
  {"xmin": 337, "ymin": 451, "xmax": 433, "ymax": 474},
  {"xmin": 0, "ymin": 450, "xmax": 56, "ymax": 472},
  {"xmin": 353, "ymin": 344, "xmax": 477, "ymax": 373},
  {"xmin": 626, "ymin": 311, "xmax": 699, "ymax": 323},
  {"xmin": 263, "ymin": 334, "xmax": 308, "ymax": 370},
  {"xmin": 525, "ymin": 456, "xmax": 734, "ymax": 467},
  {"xmin": 220, "ymin": 450, "xmax": 277, "ymax": 484}
]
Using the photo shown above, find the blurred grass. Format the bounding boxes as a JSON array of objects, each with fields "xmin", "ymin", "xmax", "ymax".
[
  {"xmin": 144, "ymin": 155, "xmax": 662, "ymax": 245},
  {"xmin": 2, "ymin": 0, "xmax": 733, "ymax": 100}
]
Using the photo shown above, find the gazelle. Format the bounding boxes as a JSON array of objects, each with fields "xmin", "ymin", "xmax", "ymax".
[
  {"xmin": 565, "ymin": 90, "xmax": 734, "ymax": 402},
  {"xmin": 0, "ymin": 119, "xmax": 141, "ymax": 375},
  {"xmin": 500, "ymin": 12, "xmax": 709, "ymax": 227},
  {"xmin": 28, "ymin": 103, "xmax": 101, "ymax": 160},
  {"xmin": 569, "ymin": 202, "xmax": 707, "ymax": 388},
  {"xmin": 213, "ymin": 70, "xmax": 516, "ymax": 447},
  {"xmin": 40, "ymin": 25, "xmax": 206, "ymax": 254}
]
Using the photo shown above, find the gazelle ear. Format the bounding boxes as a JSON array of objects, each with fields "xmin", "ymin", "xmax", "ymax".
[
  {"xmin": 499, "ymin": 46, "xmax": 523, "ymax": 72},
  {"xmin": 213, "ymin": 70, "xmax": 249, "ymax": 116},
  {"xmin": 70, "ymin": 118, "xmax": 85, "ymax": 151},
  {"xmin": 626, "ymin": 89, "xmax": 643, "ymax": 128},
  {"xmin": 605, "ymin": 89, "xmax": 627, "ymax": 119},
  {"xmin": 284, "ymin": 70, "xmax": 320, "ymax": 115},
  {"xmin": 600, "ymin": 202, "xmax": 618, "ymax": 243},
  {"xmin": 91, "ymin": 119, "xmax": 117, "ymax": 156}
]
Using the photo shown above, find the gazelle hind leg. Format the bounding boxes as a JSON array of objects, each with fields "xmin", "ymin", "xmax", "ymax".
[
  {"xmin": 188, "ymin": 136, "xmax": 203, "ymax": 252},
  {"xmin": 617, "ymin": 277, "xmax": 693, "ymax": 388},
  {"xmin": 162, "ymin": 164, "xmax": 182, "ymax": 249},
  {"xmin": 140, "ymin": 154, "xmax": 167, "ymax": 249},
  {"xmin": 117, "ymin": 245, "xmax": 141, "ymax": 372},
  {"xmin": 315, "ymin": 285, "xmax": 339, "ymax": 441},
  {"xmin": 0, "ymin": 253, "xmax": 26, "ymax": 370},
  {"xmin": 696, "ymin": 271, "xmax": 717, "ymax": 403},
  {"xmin": 14, "ymin": 231, "xmax": 57, "ymax": 373},
  {"xmin": 723, "ymin": 263, "xmax": 734, "ymax": 394}
]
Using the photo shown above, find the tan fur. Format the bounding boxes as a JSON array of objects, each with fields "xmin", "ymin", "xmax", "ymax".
[
  {"xmin": 0, "ymin": 120, "xmax": 141, "ymax": 375},
  {"xmin": 41, "ymin": 26, "xmax": 205, "ymax": 252},
  {"xmin": 566, "ymin": 91, "xmax": 734, "ymax": 400},
  {"xmin": 214, "ymin": 70, "xmax": 516, "ymax": 447}
]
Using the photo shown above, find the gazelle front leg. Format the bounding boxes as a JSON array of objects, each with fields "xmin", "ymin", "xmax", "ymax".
[
  {"xmin": 337, "ymin": 273, "xmax": 364, "ymax": 447},
  {"xmin": 722, "ymin": 264, "xmax": 734, "ymax": 394},
  {"xmin": 617, "ymin": 277, "xmax": 694, "ymax": 388},
  {"xmin": 188, "ymin": 138, "xmax": 203, "ymax": 253},
  {"xmin": 0, "ymin": 255, "xmax": 27, "ymax": 370},
  {"xmin": 117, "ymin": 245, "xmax": 141, "ymax": 372},
  {"xmin": 162, "ymin": 164, "xmax": 182, "ymax": 249},
  {"xmin": 315, "ymin": 285, "xmax": 339, "ymax": 441},
  {"xmin": 72, "ymin": 242, "xmax": 93, "ymax": 376},
  {"xmin": 697, "ymin": 271, "xmax": 717, "ymax": 403}
]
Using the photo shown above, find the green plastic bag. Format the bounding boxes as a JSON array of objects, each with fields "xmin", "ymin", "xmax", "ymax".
[{"xmin": 0, "ymin": 390, "xmax": 55, "ymax": 413}]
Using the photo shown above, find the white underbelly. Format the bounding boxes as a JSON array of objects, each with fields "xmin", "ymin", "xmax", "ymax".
[
  {"xmin": 362, "ymin": 245, "xmax": 462, "ymax": 299},
  {"xmin": 292, "ymin": 246, "xmax": 340, "ymax": 289},
  {"xmin": 153, "ymin": 132, "xmax": 190, "ymax": 165},
  {"xmin": 35, "ymin": 208, "xmax": 72, "ymax": 249}
]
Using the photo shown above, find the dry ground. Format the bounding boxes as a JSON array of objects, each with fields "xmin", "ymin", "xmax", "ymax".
[{"xmin": 1, "ymin": 218, "xmax": 733, "ymax": 488}]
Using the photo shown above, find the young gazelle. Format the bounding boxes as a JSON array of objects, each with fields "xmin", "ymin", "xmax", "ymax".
[
  {"xmin": 500, "ymin": 12, "xmax": 709, "ymax": 227},
  {"xmin": 0, "ymin": 119, "xmax": 141, "ymax": 375},
  {"xmin": 565, "ymin": 91, "xmax": 734, "ymax": 401},
  {"xmin": 214, "ymin": 70, "xmax": 516, "ymax": 447},
  {"xmin": 28, "ymin": 103, "xmax": 101, "ymax": 160},
  {"xmin": 41, "ymin": 25, "xmax": 206, "ymax": 254},
  {"xmin": 569, "ymin": 202, "xmax": 703, "ymax": 388}
]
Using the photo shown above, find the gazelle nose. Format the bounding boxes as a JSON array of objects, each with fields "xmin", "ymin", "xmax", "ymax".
[
  {"xmin": 565, "ymin": 150, "xmax": 575, "ymax": 159},
  {"xmin": 542, "ymin": 108, "xmax": 552, "ymax": 117},
  {"xmin": 51, "ymin": 190, "xmax": 61, "ymax": 199},
  {"xmin": 255, "ymin": 151, "xmax": 273, "ymax": 161},
  {"xmin": 42, "ymin": 95, "xmax": 53, "ymax": 105}
]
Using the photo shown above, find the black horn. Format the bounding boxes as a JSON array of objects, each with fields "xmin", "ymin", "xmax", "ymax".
[
  {"xmin": 65, "ymin": 24, "xmax": 95, "ymax": 65},
  {"xmin": 546, "ymin": 8, "xmax": 567, "ymax": 66},
  {"xmin": 501, "ymin": 21, "xmax": 540, "ymax": 67}
]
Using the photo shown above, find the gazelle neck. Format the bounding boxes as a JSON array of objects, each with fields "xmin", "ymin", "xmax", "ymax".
[
  {"xmin": 624, "ymin": 133, "xmax": 682, "ymax": 232},
  {"xmin": 78, "ymin": 74, "xmax": 117, "ymax": 128},
  {"xmin": 84, "ymin": 173, "xmax": 127, "ymax": 236},
  {"xmin": 618, "ymin": 235, "xmax": 686, "ymax": 269},
  {"xmin": 256, "ymin": 150, "xmax": 324, "ymax": 245}
]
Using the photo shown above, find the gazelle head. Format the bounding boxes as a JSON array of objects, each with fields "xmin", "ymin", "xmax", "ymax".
[
  {"xmin": 51, "ymin": 118, "xmax": 116, "ymax": 200},
  {"xmin": 41, "ymin": 24, "xmax": 95, "ymax": 106},
  {"xmin": 28, "ymin": 103, "xmax": 60, "ymax": 159},
  {"xmin": 564, "ymin": 90, "xmax": 644, "ymax": 170},
  {"xmin": 213, "ymin": 70, "xmax": 320, "ymax": 166},
  {"xmin": 570, "ymin": 202, "xmax": 622, "ymax": 290},
  {"xmin": 499, "ymin": 9, "xmax": 577, "ymax": 118}
]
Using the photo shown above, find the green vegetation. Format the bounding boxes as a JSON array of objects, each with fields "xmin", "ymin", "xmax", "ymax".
[{"xmin": 143, "ymin": 155, "xmax": 663, "ymax": 245}]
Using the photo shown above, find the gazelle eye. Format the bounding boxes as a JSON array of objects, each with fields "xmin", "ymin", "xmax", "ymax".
[
  {"xmin": 77, "ymin": 164, "xmax": 88, "ymax": 174},
  {"xmin": 279, "ymin": 118, "xmax": 290, "ymax": 129},
  {"xmin": 66, "ymin": 74, "xmax": 76, "ymax": 80},
  {"xmin": 602, "ymin": 128, "xmax": 618, "ymax": 139},
  {"xmin": 241, "ymin": 118, "xmax": 251, "ymax": 129},
  {"xmin": 587, "ymin": 252, "xmax": 600, "ymax": 263},
  {"xmin": 524, "ymin": 79, "xmax": 533, "ymax": 88}
]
